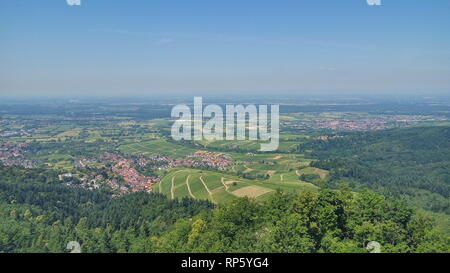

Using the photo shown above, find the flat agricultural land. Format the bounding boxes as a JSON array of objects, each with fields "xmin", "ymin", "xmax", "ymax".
[
  {"xmin": 196, "ymin": 133, "xmax": 305, "ymax": 153},
  {"xmin": 119, "ymin": 139, "xmax": 196, "ymax": 158}
]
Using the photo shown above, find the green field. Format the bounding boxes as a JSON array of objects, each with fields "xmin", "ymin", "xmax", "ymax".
[
  {"xmin": 119, "ymin": 139, "xmax": 196, "ymax": 158},
  {"xmin": 152, "ymin": 168, "xmax": 319, "ymax": 204},
  {"xmin": 196, "ymin": 132, "xmax": 306, "ymax": 153}
]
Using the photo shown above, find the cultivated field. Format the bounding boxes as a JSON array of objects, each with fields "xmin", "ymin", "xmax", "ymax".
[
  {"xmin": 119, "ymin": 139, "xmax": 196, "ymax": 158},
  {"xmin": 153, "ymin": 168, "xmax": 319, "ymax": 204}
]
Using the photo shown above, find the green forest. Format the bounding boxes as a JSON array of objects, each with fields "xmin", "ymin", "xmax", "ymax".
[
  {"xmin": 301, "ymin": 126, "xmax": 450, "ymax": 215},
  {"xmin": 0, "ymin": 164, "xmax": 449, "ymax": 253}
]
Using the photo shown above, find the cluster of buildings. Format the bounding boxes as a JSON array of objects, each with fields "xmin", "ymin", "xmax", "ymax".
[
  {"xmin": 0, "ymin": 129, "xmax": 33, "ymax": 138},
  {"xmin": 61, "ymin": 169, "xmax": 130, "ymax": 195},
  {"xmin": 186, "ymin": 151, "xmax": 234, "ymax": 169},
  {"xmin": 112, "ymin": 160, "xmax": 159, "ymax": 193},
  {"xmin": 72, "ymin": 153, "xmax": 158, "ymax": 194},
  {"xmin": 139, "ymin": 155, "xmax": 177, "ymax": 169},
  {"xmin": 69, "ymin": 150, "xmax": 235, "ymax": 194},
  {"xmin": 290, "ymin": 115, "xmax": 448, "ymax": 131},
  {"xmin": 0, "ymin": 120, "xmax": 35, "ymax": 138},
  {"xmin": 120, "ymin": 151, "xmax": 234, "ymax": 172},
  {"xmin": 54, "ymin": 150, "xmax": 237, "ymax": 196},
  {"xmin": 0, "ymin": 142, "xmax": 34, "ymax": 168},
  {"xmin": 134, "ymin": 151, "xmax": 235, "ymax": 170},
  {"xmin": 103, "ymin": 179, "xmax": 130, "ymax": 197},
  {"xmin": 315, "ymin": 120, "xmax": 389, "ymax": 131},
  {"xmin": 97, "ymin": 153, "xmax": 122, "ymax": 162}
]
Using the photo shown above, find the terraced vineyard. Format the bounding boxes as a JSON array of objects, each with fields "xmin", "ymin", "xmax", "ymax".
[{"xmin": 153, "ymin": 168, "xmax": 319, "ymax": 204}]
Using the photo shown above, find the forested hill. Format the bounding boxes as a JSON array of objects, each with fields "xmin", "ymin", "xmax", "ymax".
[
  {"xmin": 1, "ymin": 164, "xmax": 449, "ymax": 253},
  {"xmin": 0, "ymin": 164, "xmax": 449, "ymax": 252},
  {"xmin": 0, "ymin": 165, "xmax": 213, "ymax": 252},
  {"xmin": 300, "ymin": 126, "xmax": 450, "ymax": 214}
]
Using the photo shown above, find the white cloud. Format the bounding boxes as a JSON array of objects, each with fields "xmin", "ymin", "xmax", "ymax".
[{"xmin": 156, "ymin": 37, "xmax": 174, "ymax": 45}]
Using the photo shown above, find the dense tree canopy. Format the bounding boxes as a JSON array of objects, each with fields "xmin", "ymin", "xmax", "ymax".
[
  {"xmin": 1, "ymin": 164, "xmax": 448, "ymax": 253},
  {"xmin": 300, "ymin": 126, "xmax": 450, "ymax": 214}
]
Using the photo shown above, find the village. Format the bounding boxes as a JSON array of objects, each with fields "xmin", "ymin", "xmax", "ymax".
[
  {"xmin": 62, "ymin": 150, "xmax": 235, "ymax": 195},
  {"xmin": 0, "ymin": 142, "xmax": 34, "ymax": 168},
  {"xmin": 289, "ymin": 114, "xmax": 448, "ymax": 131}
]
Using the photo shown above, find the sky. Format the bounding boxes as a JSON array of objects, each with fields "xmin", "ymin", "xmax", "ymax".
[{"xmin": 1, "ymin": 0, "xmax": 450, "ymax": 98}]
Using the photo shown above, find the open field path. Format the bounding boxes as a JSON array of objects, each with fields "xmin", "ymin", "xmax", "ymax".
[
  {"xmin": 221, "ymin": 177, "xmax": 229, "ymax": 191},
  {"xmin": 171, "ymin": 176, "xmax": 176, "ymax": 199},
  {"xmin": 169, "ymin": 170, "xmax": 185, "ymax": 199},
  {"xmin": 199, "ymin": 176, "xmax": 212, "ymax": 195},
  {"xmin": 186, "ymin": 175, "xmax": 195, "ymax": 198},
  {"xmin": 243, "ymin": 165, "xmax": 253, "ymax": 173},
  {"xmin": 199, "ymin": 176, "xmax": 216, "ymax": 203}
]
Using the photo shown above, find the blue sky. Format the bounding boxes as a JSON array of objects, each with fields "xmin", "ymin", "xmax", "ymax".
[{"xmin": 1, "ymin": 0, "xmax": 450, "ymax": 97}]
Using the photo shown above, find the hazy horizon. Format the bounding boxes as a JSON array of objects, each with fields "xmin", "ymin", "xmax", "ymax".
[{"xmin": 1, "ymin": 0, "xmax": 450, "ymax": 97}]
